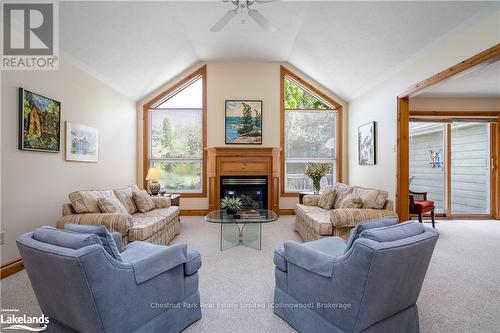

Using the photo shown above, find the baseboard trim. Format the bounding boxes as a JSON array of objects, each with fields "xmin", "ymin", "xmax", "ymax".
[
  {"xmin": 1, "ymin": 258, "xmax": 24, "ymax": 279},
  {"xmin": 180, "ymin": 209, "xmax": 209, "ymax": 216},
  {"xmin": 279, "ymin": 209, "xmax": 295, "ymax": 215}
]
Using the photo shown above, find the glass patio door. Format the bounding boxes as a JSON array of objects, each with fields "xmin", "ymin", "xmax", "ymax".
[{"xmin": 410, "ymin": 121, "xmax": 493, "ymax": 217}]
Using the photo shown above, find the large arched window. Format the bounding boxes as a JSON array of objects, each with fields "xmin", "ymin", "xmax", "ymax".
[
  {"xmin": 280, "ymin": 66, "xmax": 343, "ymax": 195},
  {"xmin": 143, "ymin": 66, "xmax": 207, "ymax": 196}
]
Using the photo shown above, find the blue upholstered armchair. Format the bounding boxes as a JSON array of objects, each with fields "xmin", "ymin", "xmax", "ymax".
[
  {"xmin": 273, "ymin": 218, "xmax": 438, "ymax": 333},
  {"xmin": 16, "ymin": 224, "xmax": 202, "ymax": 333}
]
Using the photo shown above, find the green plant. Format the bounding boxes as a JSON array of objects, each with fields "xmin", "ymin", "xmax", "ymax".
[{"xmin": 220, "ymin": 196, "xmax": 243, "ymax": 214}]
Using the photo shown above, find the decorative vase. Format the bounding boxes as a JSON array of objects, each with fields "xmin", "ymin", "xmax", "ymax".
[
  {"xmin": 149, "ymin": 180, "xmax": 161, "ymax": 196},
  {"xmin": 312, "ymin": 178, "xmax": 321, "ymax": 195}
]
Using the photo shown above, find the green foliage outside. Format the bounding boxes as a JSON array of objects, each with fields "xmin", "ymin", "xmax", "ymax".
[{"xmin": 284, "ymin": 78, "xmax": 330, "ymax": 110}]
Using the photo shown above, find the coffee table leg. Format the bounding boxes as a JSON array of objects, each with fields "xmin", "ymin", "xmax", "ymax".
[
  {"xmin": 221, "ymin": 223, "xmax": 240, "ymax": 251},
  {"xmin": 240, "ymin": 223, "xmax": 261, "ymax": 250}
]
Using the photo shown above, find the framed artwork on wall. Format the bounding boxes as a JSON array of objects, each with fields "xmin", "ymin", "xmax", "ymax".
[
  {"xmin": 65, "ymin": 122, "xmax": 99, "ymax": 162},
  {"xmin": 358, "ymin": 121, "xmax": 376, "ymax": 165},
  {"xmin": 19, "ymin": 88, "xmax": 61, "ymax": 152},
  {"xmin": 225, "ymin": 100, "xmax": 262, "ymax": 144}
]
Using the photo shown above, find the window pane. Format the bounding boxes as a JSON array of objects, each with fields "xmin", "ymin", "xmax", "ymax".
[
  {"xmin": 150, "ymin": 109, "xmax": 202, "ymax": 158},
  {"xmin": 285, "ymin": 161, "xmax": 335, "ymax": 192},
  {"xmin": 154, "ymin": 77, "xmax": 203, "ymax": 109},
  {"xmin": 451, "ymin": 123, "xmax": 490, "ymax": 214},
  {"xmin": 409, "ymin": 123, "xmax": 445, "ymax": 214},
  {"xmin": 151, "ymin": 160, "xmax": 202, "ymax": 192},
  {"xmin": 285, "ymin": 111, "xmax": 336, "ymax": 159},
  {"xmin": 284, "ymin": 78, "xmax": 332, "ymax": 110}
]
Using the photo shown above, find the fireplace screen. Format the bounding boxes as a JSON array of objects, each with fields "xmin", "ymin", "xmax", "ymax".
[{"xmin": 220, "ymin": 176, "xmax": 268, "ymax": 209}]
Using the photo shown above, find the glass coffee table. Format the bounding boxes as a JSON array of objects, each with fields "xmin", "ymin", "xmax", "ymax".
[{"xmin": 204, "ymin": 209, "xmax": 278, "ymax": 251}]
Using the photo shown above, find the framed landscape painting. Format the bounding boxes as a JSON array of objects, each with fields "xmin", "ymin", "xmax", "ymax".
[
  {"xmin": 358, "ymin": 121, "xmax": 376, "ymax": 165},
  {"xmin": 225, "ymin": 100, "xmax": 262, "ymax": 144},
  {"xmin": 65, "ymin": 122, "xmax": 99, "ymax": 162},
  {"xmin": 19, "ymin": 88, "xmax": 61, "ymax": 152}
]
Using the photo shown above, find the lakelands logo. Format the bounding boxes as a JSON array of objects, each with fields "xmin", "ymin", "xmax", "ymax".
[
  {"xmin": 1, "ymin": 308, "xmax": 49, "ymax": 331},
  {"xmin": 1, "ymin": 1, "xmax": 59, "ymax": 70}
]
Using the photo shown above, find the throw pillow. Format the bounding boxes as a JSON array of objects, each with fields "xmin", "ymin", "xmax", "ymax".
[
  {"xmin": 97, "ymin": 196, "xmax": 128, "ymax": 214},
  {"xmin": 114, "ymin": 186, "xmax": 138, "ymax": 214},
  {"xmin": 132, "ymin": 190, "xmax": 155, "ymax": 213},
  {"xmin": 352, "ymin": 186, "xmax": 389, "ymax": 209},
  {"xmin": 337, "ymin": 193, "xmax": 363, "ymax": 209},
  {"xmin": 69, "ymin": 189, "xmax": 116, "ymax": 213},
  {"xmin": 333, "ymin": 183, "xmax": 354, "ymax": 209},
  {"xmin": 317, "ymin": 187, "xmax": 337, "ymax": 210}
]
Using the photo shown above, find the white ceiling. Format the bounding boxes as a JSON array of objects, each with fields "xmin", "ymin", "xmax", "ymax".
[
  {"xmin": 417, "ymin": 59, "xmax": 500, "ymax": 98},
  {"xmin": 59, "ymin": 1, "xmax": 495, "ymax": 101}
]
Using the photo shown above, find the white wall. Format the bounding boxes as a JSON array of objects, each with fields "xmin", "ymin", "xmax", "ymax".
[
  {"xmin": 347, "ymin": 10, "xmax": 500, "ymax": 200},
  {"xmin": 1, "ymin": 61, "xmax": 136, "ymax": 264},
  {"xmin": 137, "ymin": 62, "xmax": 346, "ymax": 210},
  {"xmin": 410, "ymin": 97, "xmax": 500, "ymax": 111}
]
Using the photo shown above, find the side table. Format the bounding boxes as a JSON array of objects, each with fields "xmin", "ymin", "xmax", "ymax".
[{"xmin": 298, "ymin": 191, "xmax": 320, "ymax": 204}]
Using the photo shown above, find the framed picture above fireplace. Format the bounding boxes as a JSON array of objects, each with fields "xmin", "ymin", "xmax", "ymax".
[{"xmin": 225, "ymin": 100, "xmax": 262, "ymax": 144}]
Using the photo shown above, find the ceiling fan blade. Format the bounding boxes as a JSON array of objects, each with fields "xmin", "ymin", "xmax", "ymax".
[
  {"xmin": 255, "ymin": 0, "xmax": 278, "ymax": 3},
  {"xmin": 248, "ymin": 9, "xmax": 276, "ymax": 32},
  {"xmin": 210, "ymin": 9, "xmax": 237, "ymax": 32}
]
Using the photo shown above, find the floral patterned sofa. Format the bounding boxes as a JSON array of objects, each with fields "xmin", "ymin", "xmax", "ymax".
[
  {"xmin": 57, "ymin": 185, "xmax": 180, "ymax": 246},
  {"xmin": 295, "ymin": 183, "xmax": 398, "ymax": 241}
]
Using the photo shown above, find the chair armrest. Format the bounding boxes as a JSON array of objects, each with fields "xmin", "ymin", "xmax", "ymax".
[
  {"xmin": 330, "ymin": 209, "xmax": 398, "ymax": 228},
  {"xmin": 111, "ymin": 232, "xmax": 124, "ymax": 253},
  {"xmin": 283, "ymin": 240, "xmax": 334, "ymax": 278},
  {"xmin": 274, "ymin": 247, "xmax": 287, "ymax": 272},
  {"xmin": 184, "ymin": 250, "xmax": 202, "ymax": 276},
  {"xmin": 302, "ymin": 194, "xmax": 320, "ymax": 206},
  {"xmin": 151, "ymin": 196, "xmax": 171, "ymax": 209},
  {"xmin": 128, "ymin": 244, "xmax": 187, "ymax": 284},
  {"xmin": 57, "ymin": 213, "xmax": 133, "ymax": 237}
]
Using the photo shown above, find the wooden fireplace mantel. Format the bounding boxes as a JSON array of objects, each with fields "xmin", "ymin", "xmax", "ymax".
[{"xmin": 206, "ymin": 147, "xmax": 282, "ymax": 214}]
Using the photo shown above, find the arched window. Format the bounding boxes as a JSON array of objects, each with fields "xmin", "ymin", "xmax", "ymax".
[
  {"xmin": 143, "ymin": 66, "xmax": 206, "ymax": 196},
  {"xmin": 280, "ymin": 66, "xmax": 343, "ymax": 195}
]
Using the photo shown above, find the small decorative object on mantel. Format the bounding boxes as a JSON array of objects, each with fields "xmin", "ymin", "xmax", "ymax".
[
  {"xmin": 225, "ymin": 100, "xmax": 262, "ymax": 144},
  {"xmin": 146, "ymin": 168, "xmax": 164, "ymax": 196},
  {"xmin": 19, "ymin": 88, "xmax": 61, "ymax": 152},
  {"xmin": 304, "ymin": 162, "xmax": 330, "ymax": 195},
  {"xmin": 358, "ymin": 121, "xmax": 376, "ymax": 165},
  {"xmin": 220, "ymin": 196, "xmax": 243, "ymax": 215},
  {"xmin": 65, "ymin": 122, "xmax": 99, "ymax": 162}
]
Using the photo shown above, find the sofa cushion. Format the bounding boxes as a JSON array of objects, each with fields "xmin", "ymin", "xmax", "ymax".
[
  {"xmin": 337, "ymin": 193, "xmax": 363, "ymax": 209},
  {"xmin": 129, "ymin": 206, "xmax": 180, "ymax": 242},
  {"xmin": 33, "ymin": 227, "xmax": 102, "ymax": 249},
  {"xmin": 352, "ymin": 186, "xmax": 389, "ymax": 209},
  {"xmin": 97, "ymin": 196, "xmax": 128, "ymax": 214},
  {"xmin": 132, "ymin": 190, "xmax": 155, "ymax": 213},
  {"xmin": 64, "ymin": 223, "xmax": 123, "ymax": 261},
  {"xmin": 69, "ymin": 190, "xmax": 116, "ymax": 213},
  {"xmin": 360, "ymin": 221, "xmax": 424, "ymax": 242},
  {"xmin": 114, "ymin": 186, "xmax": 138, "ymax": 214},
  {"xmin": 333, "ymin": 183, "xmax": 354, "ymax": 209},
  {"xmin": 345, "ymin": 217, "xmax": 398, "ymax": 252},
  {"xmin": 317, "ymin": 187, "xmax": 337, "ymax": 210},
  {"xmin": 295, "ymin": 204, "xmax": 333, "ymax": 236}
]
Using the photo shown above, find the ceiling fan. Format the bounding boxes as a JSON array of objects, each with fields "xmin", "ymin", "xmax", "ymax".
[{"xmin": 210, "ymin": 0, "xmax": 277, "ymax": 33}]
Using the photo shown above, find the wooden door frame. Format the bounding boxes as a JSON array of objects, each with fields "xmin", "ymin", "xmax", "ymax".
[{"xmin": 396, "ymin": 44, "xmax": 500, "ymax": 220}]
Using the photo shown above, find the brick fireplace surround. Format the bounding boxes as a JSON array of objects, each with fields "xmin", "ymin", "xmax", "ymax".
[{"xmin": 206, "ymin": 147, "xmax": 282, "ymax": 214}]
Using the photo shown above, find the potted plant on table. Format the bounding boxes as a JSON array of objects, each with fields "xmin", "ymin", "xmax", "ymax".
[
  {"xmin": 304, "ymin": 162, "xmax": 331, "ymax": 195},
  {"xmin": 221, "ymin": 196, "xmax": 243, "ymax": 216}
]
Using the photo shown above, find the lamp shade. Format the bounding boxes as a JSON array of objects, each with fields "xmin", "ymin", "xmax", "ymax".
[{"xmin": 146, "ymin": 168, "xmax": 163, "ymax": 180}]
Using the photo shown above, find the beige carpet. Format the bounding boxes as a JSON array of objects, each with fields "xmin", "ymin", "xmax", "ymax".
[{"xmin": 1, "ymin": 217, "xmax": 499, "ymax": 333}]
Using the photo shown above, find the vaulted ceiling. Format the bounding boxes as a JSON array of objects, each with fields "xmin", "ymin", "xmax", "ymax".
[{"xmin": 59, "ymin": 1, "xmax": 495, "ymax": 101}]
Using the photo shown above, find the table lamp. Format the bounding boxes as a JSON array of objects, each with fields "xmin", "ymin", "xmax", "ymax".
[{"xmin": 146, "ymin": 168, "xmax": 163, "ymax": 196}]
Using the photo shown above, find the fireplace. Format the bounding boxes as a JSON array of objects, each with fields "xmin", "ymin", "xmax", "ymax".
[{"xmin": 220, "ymin": 176, "xmax": 268, "ymax": 209}]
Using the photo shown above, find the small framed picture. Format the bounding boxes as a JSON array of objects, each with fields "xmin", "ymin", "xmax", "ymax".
[
  {"xmin": 19, "ymin": 88, "xmax": 61, "ymax": 152},
  {"xmin": 358, "ymin": 121, "xmax": 376, "ymax": 165},
  {"xmin": 225, "ymin": 100, "xmax": 262, "ymax": 144},
  {"xmin": 65, "ymin": 122, "xmax": 99, "ymax": 162}
]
